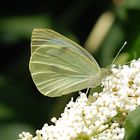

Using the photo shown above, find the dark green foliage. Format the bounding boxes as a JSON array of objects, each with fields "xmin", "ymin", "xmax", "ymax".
[
  {"xmin": 124, "ymin": 106, "xmax": 140, "ymax": 140},
  {"xmin": 0, "ymin": 0, "xmax": 140, "ymax": 139}
]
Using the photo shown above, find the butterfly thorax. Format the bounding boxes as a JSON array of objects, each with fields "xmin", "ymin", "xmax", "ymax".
[
  {"xmin": 101, "ymin": 68, "xmax": 112, "ymax": 76},
  {"xmin": 90, "ymin": 68, "xmax": 112, "ymax": 88}
]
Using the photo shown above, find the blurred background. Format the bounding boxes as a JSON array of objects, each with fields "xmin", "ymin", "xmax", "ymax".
[{"xmin": 0, "ymin": 0, "xmax": 140, "ymax": 139}]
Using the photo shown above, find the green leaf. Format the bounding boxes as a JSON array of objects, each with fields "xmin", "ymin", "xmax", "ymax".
[
  {"xmin": 124, "ymin": 106, "xmax": 140, "ymax": 140},
  {"xmin": 124, "ymin": 0, "xmax": 140, "ymax": 10}
]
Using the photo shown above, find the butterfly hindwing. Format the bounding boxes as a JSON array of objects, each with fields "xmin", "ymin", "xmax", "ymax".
[{"xmin": 30, "ymin": 45, "xmax": 101, "ymax": 97}]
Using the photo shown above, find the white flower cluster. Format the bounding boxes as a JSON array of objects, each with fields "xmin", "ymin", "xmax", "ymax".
[{"xmin": 18, "ymin": 58, "xmax": 140, "ymax": 140}]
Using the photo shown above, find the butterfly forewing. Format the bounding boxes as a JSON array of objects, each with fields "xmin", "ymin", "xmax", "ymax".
[{"xmin": 31, "ymin": 29, "xmax": 100, "ymax": 65}]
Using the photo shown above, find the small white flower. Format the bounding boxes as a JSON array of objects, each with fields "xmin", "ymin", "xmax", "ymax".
[{"xmin": 18, "ymin": 58, "xmax": 140, "ymax": 140}]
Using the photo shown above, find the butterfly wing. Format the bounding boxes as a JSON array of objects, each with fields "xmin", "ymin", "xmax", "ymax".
[
  {"xmin": 29, "ymin": 29, "xmax": 101, "ymax": 97},
  {"xmin": 31, "ymin": 28, "xmax": 99, "ymax": 64}
]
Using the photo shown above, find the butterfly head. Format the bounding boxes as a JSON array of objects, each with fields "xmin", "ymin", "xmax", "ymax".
[
  {"xmin": 100, "ymin": 68, "xmax": 112, "ymax": 81},
  {"xmin": 89, "ymin": 68, "xmax": 112, "ymax": 88}
]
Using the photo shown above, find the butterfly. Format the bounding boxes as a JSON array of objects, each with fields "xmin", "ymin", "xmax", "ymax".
[{"xmin": 29, "ymin": 28, "xmax": 111, "ymax": 97}]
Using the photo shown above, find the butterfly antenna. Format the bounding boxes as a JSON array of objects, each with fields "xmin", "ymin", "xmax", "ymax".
[{"xmin": 112, "ymin": 42, "xmax": 127, "ymax": 64}]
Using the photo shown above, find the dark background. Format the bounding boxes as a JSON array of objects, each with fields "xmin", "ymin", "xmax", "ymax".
[{"xmin": 0, "ymin": 0, "xmax": 140, "ymax": 139}]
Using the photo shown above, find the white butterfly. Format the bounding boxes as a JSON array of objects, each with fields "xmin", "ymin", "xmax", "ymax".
[{"xmin": 29, "ymin": 28, "xmax": 111, "ymax": 97}]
